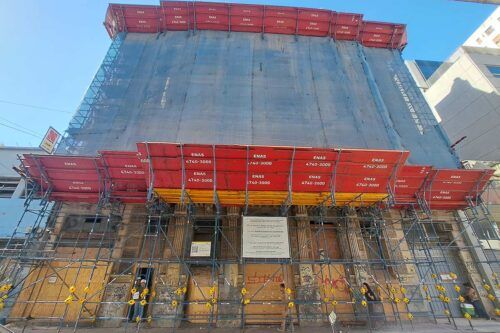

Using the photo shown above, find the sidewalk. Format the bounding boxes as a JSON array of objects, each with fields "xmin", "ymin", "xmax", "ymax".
[{"xmin": 3, "ymin": 319, "xmax": 499, "ymax": 333}]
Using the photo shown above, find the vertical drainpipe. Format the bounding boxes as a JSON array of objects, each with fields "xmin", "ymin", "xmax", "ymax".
[{"xmin": 356, "ymin": 44, "xmax": 404, "ymax": 150}]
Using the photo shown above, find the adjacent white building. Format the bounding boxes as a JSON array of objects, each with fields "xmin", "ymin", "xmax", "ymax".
[
  {"xmin": 464, "ymin": 6, "xmax": 500, "ymax": 49},
  {"xmin": 424, "ymin": 46, "xmax": 500, "ymax": 161}
]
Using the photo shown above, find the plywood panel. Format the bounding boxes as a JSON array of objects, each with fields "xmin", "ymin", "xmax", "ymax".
[
  {"xmin": 185, "ymin": 266, "xmax": 217, "ymax": 323},
  {"xmin": 10, "ymin": 260, "xmax": 109, "ymax": 322},
  {"xmin": 313, "ymin": 264, "xmax": 353, "ymax": 319},
  {"xmin": 244, "ymin": 264, "xmax": 294, "ymax": 323}
]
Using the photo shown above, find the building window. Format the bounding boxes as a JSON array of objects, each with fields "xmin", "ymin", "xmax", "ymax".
[
  {"xmin": 494, "ymin": 34, "xmax": 500, "ymax": 47},
  {"xmin": 476, "ymin": 38, "xmax": 483, "ymax": 45},
  {"xmin": 486, "ymin": 65, "xmax": 500, "ymax": 78},
  {"xmin": 485, "ymin": 26, "xmax": 494, "ymax": 36}
]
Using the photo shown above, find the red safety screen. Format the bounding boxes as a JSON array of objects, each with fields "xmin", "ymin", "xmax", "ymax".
[
  {"xmin": 103, "ymin": 1, "xmax": 408, "ymax": 50},
  {"xmin": 21, "ymin": 142, "xmax": 493, "ymax": 209},
  {"xmin": 136, "ymin": 143, "xmax": 409, "ymax": 194}
]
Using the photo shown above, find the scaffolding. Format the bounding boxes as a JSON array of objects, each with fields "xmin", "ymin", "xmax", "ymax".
[{"xmin": 0, "ymin": 144, "xmax": 498, "ymax": 333}]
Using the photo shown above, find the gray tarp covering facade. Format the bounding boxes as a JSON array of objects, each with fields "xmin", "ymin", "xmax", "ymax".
[{"xmin": 60, "ymin": 31, "xmax": 458, "ymax": 168}]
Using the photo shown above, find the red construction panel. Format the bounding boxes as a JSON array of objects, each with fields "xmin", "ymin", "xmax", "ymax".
[
  {"xmin": 335, "ymin": 13, "xmax": 363, "ymax": 26},
  {"xmin": 293, "ymin": 159, "xmax": 334, "ymax": 174},
  {"xmin": 124, "ymin": 17, "xmax": 160, "ymax": 33},
  {"xmin": 360, "ymin": 32, "xmax": 393, "ymax": 44},
  {"xmin": 214, "ymin": 146, "xmax": 247, "ymax": 159},
  {"xmin": 247, "ymin": 172, "xmax": 288, "ymax": 191},
  {"xmin": 428, "ymin": 169, "xmax": 488, "ymax": 183},
  {"xmin": 248, "ymin": 159, "xmax": 290, "ymax": 173},
  {"xmin": 399, "ymin": 165, "xmax": 432, "ymax": 177},
  {"xmin": 195, "ymin": 13, "xmax": 230, "ymax": 26},
  {"xmin": 111, "ymin": 180, "xmax": 147, "ymax": 192},
  {"xmin": 362, "ymin": 21, "xmax": 396, "ymax": 35},
  {"xmin": 151, "ymin": 157, "xmax": 181, "ymax": 170},
  {"xmin": 230, "ymin": 4, "xmax": 264, "ymax": 17},
  {"xmin": 294, "ymin": 148, "xmax": 338, "ymax": 161},
  {"xmin": 335, "ymin": 175, "xmax": 389, "ymax": 193},
  {"xmin": 138, "ymin": 143, "xmax": 217, "ymax": 158},
  {"xmin": 214, "ymin": 158, "xmax": 245, "ymax": 172},
  {"xmin": 335, "ymin": 162, "xmax": 395, "ymax": 177},
  {"xmin": 293, "ymin": 173, "xmax": 331, "ymax": 192},
  {"xmin": 183, "ymin": 145, "xmax": 214, "ymax": 158},
  {"xmin": 332, "ymin": 25, "xmax": 359, "ymax": 38},
  {"xmin": 297, "ymin": 9, "xmax": 331, "ymax": 22},
  {"xmin": 122, "ymin": 5, "xmax": 159, "ymax": 18},
  {"xmin": 264, "ymin": 17, "xmax": 297, "ymax": 34},
  {"xmin": 248, "ymin": 146, "xmax": 294, "ymax": 160},
  {"xmin": 44, "ymin": 169, "xmax": 100, "ymax": 182},
  {"xmin": 230, "ymin": 16, "xmax": 263, "ymax": 32},
  {"xmin": 184, "ymin": 156, "xmax": 215, "ymax": 170},
  {"xmin": 338, "ymin": 149, "xmax": 408, "ymax": 165},
  {"xmin": 217, "ymin": 171, "xmax": 246, "ymax": 191},
  {"xmin": 185, "ymin": 170, "xmax": 214, "ymax": 189},
  {"xmin": 161, "ymin": 2, "xmax": 191, "ymax": 15},
  {"xmin": 163, "ymin": 14, "xmax": 191, "ymax": 30},
  {"xmin": 154, "ymin": 170, "xmax": 182, "ymax": 188},
  {"xmin": 107, "ymin": 167, "xmax": 146, "ymax": 180},
  {"xmin": 51, "ymin": 180, "xmax": 101, "ymax": 193},
  {"xmin": 265, "ymin": 6, "xmax": 298, "ymax": 19},
  {"xmin": 425, "ymin": 190, "xmax": 470, "ymax": 202},
  {"xmin": 396, "ymin": 172, "xmax": 425, "ymax": 191},
  {"xmin": 100, "ymin": 151, "xmax": 142, "ymax": 168},
  {"xmin": 194, "ymin": 2, "xmax": 229, "ymax": 15},
  {"xmin": 297, "ymin": 21, "xmax": 330, "ymax": 36},
  {"xmin": 36, "ymin": 156, "xmax": 100, "ymax": 170}
]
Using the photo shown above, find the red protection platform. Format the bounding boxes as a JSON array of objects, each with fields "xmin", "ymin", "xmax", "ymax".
[
  {"xmin": 21, "ymin": 143, "xmax": 493, "ymax": 210},
  {"xmin": 104, "ymin": 1, "xmax": 407, "ymax": 50}
]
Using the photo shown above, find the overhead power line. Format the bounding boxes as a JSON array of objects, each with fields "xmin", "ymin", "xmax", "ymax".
[
  {"xmin": 0, "ymin": 99, "xmax": 73, "ymax": 114},
  {"xmin": 0, "ymin": 116, "xmax": 42, "ymax": 138},
  {"xmin": 0, "ymin": 122, "xmax": 43, "ymax": 139}
]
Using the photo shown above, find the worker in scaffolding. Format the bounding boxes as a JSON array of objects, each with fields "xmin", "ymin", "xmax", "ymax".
[{"xmin": 131, "ymin": 278, "xmax": 148, "ymax": 321}]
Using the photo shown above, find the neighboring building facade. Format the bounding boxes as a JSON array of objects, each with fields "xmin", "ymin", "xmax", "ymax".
[
  {"xmin": 425, "ymin": 46, "xmax": 500, "ymax": 162},
  {"xmin": 1, "ymin": 1, "xmax": 498, "ymax": 330},
  {"xmin": 464, "ymin": 6, "xmax": 500, "ymax": 49},
  {"xmin": 406, "ymin": 7, "xmax": 500, "ymax": 298}
]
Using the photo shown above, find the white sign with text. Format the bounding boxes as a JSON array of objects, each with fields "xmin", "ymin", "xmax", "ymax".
[{"xmin": 242, "ymin": 216, "xmax": 290, "ymax": 258}]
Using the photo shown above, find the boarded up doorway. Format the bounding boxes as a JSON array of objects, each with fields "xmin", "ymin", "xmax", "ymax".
[
  {"xmin": 244, "ymin": 264, "xmax": 294, "ymax": 324},
  {"xmin": 185, "ymin": 266, "xmax": 217, "ymax": 324}
]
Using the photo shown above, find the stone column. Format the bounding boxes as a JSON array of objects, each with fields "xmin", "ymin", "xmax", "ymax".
[
  {"xmin": 217, "ymin": 206, "xmax": 241, "ymax": 327},
  {"xmin": 381, "ymin": 209, "xmax": 425, "ymax": 317},
  {"xmin": 151, "ymin": 204, "xmax": 189, "ymax": 327},
  {"xmin": 338, "ymin": 207, "xmax": 370, "ymax": 284},
  {"xmin": 295, "ymin": 205, "xmax": 322, "ymax": 326},
  {"xmin": 97, "ymin": 204, "xmax": 137, "ymax": 328}
]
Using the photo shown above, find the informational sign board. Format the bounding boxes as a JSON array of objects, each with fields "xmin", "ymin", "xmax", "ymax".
[
  {"xmin": 242, "ymin": 216, "xmax": 290, "ymax": 258},
  {"xmin": 190, "ymin": 241, "xmax": 211, "ymax": 257},
  {"xmin": 39, "ymin": 126, "xmax": 61, "ymax": 154}
]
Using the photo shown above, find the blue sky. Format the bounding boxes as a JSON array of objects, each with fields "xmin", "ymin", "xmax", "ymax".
[{"xmin": 0, "ymin": 0, "xmax": 495, "ymax": 147}]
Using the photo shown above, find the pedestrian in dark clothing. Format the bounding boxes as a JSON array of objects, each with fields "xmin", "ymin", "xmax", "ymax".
[{"xmin": 463, "ymin": 282, "xmax": 490, "ymax": 319}]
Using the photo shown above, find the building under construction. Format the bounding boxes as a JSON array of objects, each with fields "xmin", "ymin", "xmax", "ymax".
[{"xmin": 1, "ymin": 1, "xmax": 499, "ymax": 331}]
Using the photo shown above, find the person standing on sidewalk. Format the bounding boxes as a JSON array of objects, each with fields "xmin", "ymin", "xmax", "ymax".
[{"xmin": 463, "ymin": 282, "xmax": 490, "ymax": 319}]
